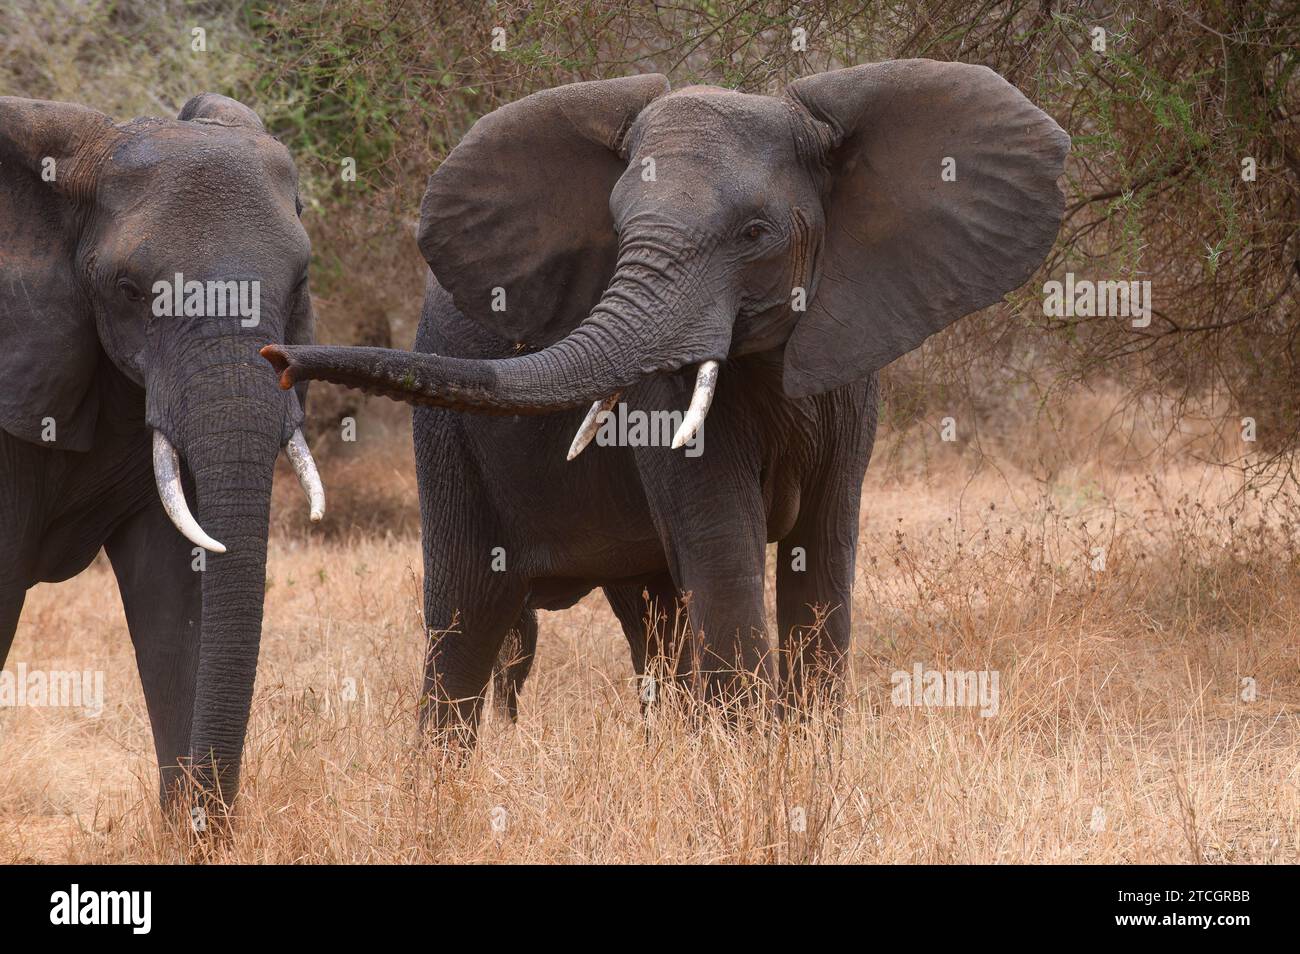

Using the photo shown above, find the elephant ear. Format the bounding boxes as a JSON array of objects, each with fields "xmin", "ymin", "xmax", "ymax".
[
  {"xmin": 0, "ymin": 98, "xmax": 117, "ymax": 450},
  {"xmin": 782, "ymin": 60, "xmax": 1069, "ymax": 397},
  {"xmin": 178, "ymin": 92, "xmax": 266, "ymax": 131},
  {"xmin": 418, "ymin": 74, "xmax": 670, "ymax": 347}
]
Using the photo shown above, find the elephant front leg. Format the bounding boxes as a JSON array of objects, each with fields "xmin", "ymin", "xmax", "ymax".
[
  {"xmin": 776, "ymin": 382, "xmax": 878, "ymax": 712},
  {"xmin": 682, "ymin": 567, "xmax": 774, "ymax": 716},
  {"xmin": 105, "ymin": 500, "xmax": 202, "ymax": 808},
  {"xmin": 419, "ymin": 556, "xmax": 529, "ymax": 750},
  {"xmin": 0, "ymin": 587, "xmax": 24, "ymax": 669},
  {"xmin": 776, "ymin": 531, "xmax": 856, "ymax": 711},
  {"xmin": 774, "ymin": 466, "xmax": 871, "ymax": 710},
  {"xmin": 414, "ymin": 411, "xmax": 530, "ymax": 751},
  {"xmin": 638, "ymin": 459, "xmax": 775, "ymax": 715},
  {"xmin": 0, "ymin": 434, "xmax": 38, "ymax": 666}
]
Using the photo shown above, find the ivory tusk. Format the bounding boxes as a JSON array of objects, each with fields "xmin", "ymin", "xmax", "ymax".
[
  {"xmin": 671, "ymin": 360, "xmax": 719, "ymax": 450},
  {"xmin": 284, "ymin": 428, "xmax": 326, "ymax": 522},
  {"xmin": 566, "ymin": 391, "xmax": 623, "ymax": 461},
  {"xmin": 152, "ymin": 431, "xmax": 227, "ymax": 553}
]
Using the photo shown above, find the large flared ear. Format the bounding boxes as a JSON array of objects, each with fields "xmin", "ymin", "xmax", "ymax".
[
  {"xmin": 0, "ymin": 97, "xmax": 117, "ymax": 450},
  {"xmin": 178, "ymin": 92, "xmax": 266, "ymax": 131},
  {"xmin": 782, "ymin": 60, "xmax": 1069, "ymax": 397},
  {"xmin": 417, "ymin": 74, "xmax": 671, "ymax": 346}
]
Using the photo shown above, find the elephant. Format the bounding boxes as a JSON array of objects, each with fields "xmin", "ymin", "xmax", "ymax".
[
  {"xmin": 263, "ymin": 60, "xmax": 1069, "ymax": 739},
  {"xmin": 0, "ymin": 93, "xmax": 324, "ymax": 818}
]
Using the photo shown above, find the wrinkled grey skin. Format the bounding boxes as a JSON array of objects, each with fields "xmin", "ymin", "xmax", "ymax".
[
  {"xmin": 265, "ymin": 61, "xmax": 1069, "ymax": 739},
  {"xmin": 0, "ymin": 93, "xmax": 315, "ymax": 816}
]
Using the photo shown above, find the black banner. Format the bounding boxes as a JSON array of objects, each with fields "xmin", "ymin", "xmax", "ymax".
[{"xmin": 0, "ymin": 865, "xmax": 1279, "ymax": 940}]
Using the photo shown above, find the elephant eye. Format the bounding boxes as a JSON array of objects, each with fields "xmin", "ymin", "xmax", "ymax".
[
  {"xmin": 742, "ymin": 222, "xmax": 767, "ymax": 241},
  {"xmin": 117, "ymin": 278, "xmax": 145, "ymax": 303}
]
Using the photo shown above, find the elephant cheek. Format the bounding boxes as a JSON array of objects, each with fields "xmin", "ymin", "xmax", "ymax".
[{"xmin": 93, "ymin": 307, "xmax": 148, "ymax": 387}]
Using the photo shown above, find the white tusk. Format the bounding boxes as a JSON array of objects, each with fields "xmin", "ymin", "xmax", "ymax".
[
  {"xmin": 285, "ymin": 428, "xmax": 326, "ymax": 522},
  {"xmin": 566, "ymin": 391, "xmax": 623, "ymax": 461},
  {"xmin": 152, "ymin": 431, "xmax": 226, "ymax": 554},
  {"xmin": 671, "ymin": 360, "xmax": 719, "ymax": 450}
]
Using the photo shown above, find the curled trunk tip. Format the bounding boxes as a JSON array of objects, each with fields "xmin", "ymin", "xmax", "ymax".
[{"xmin": 259, "ymin": 344, "xmax": 296, "ymax": 390}]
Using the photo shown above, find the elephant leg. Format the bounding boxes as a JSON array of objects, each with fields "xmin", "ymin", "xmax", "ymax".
[
  {"xmin": 105, "ymin": 500, "xmax": 202, "ymax": 806},
  {"xmin": 604, "ymin": 573, "xmax": 682, "ymax": 707},
  {"xmin": 491, "ymin": 608, "xmax": 537, "ymax": 724},
  {"xmin": 420, "ymin": 576, "xmax": 526, "ymax": 747},
  {"xmin": 415, "ymin": 408, "xmax": 528, "ymax": 748},
  {"xmin": 775, "ymin": 501, "xmax": 858, "ymax": 711},
  {"xmin": 776, "ymin": 382, "xmax": 879, "ymax": 710},
  {"xmin": 0, "ymin": 587, "xmax": 24, "ymax": 668},
  {"xmin": 0, "ymin": 432, "xmax": 38, "ymax": 667},
  {"xmin": 677, "ymin": 537, "xmax": 772, "ymax": 712},
  {"xmin": 636, "ymin": 453, "xmax": 773, "ymax": 712}
]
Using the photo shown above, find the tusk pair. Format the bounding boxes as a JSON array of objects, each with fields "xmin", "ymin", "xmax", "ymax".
[
  {"xmin": 152, "ymin": 427, "xmax": 326, "ymax": 553},
  {"xmin": 152, "ymin": 431, "xmax": 226, "ymax": 554},
  {"xmin": 564, "ymin": 360, "xmax": 719, "ymax": 461},
  {"xmin": 284, "ymin": 429, "xmax": 326, "ymax": 522}
]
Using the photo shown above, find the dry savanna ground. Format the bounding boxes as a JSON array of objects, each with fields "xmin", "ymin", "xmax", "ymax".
[{"xmin": 1, "ymin": 389, "xmax": 1298, "ymax": 863}]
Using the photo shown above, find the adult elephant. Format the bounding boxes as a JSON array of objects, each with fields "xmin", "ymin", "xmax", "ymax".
[
  {"xmin": 264, "ymin": 61, "xmax": 1068, "ymax": 738},
  {"xmin": 0, "ymin": 93, "xmax": 325, "ymax": 820}
]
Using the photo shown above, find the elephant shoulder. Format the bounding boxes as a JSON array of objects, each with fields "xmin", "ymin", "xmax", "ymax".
[{"xmin": 416, "ymin": 273, "xmax": 529, "ymax": 361}]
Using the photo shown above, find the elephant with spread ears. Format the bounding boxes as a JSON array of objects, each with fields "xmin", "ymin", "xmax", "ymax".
[
  {"xmin": 0, "ymin": 93, "xmax": 325, "ymax": 821},
  {"xmin": 264, "ymin": 60, "xmax": 1069, "ymax": 738}
]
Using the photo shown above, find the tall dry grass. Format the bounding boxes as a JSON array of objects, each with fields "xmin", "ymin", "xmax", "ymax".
[{"xmin": 1, "ymin": 390, "xmax": 1297, "ymax": 864}]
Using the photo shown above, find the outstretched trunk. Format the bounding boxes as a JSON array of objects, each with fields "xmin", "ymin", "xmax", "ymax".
[{"xmin": 263, "ymin": 245, "xmax": 732, "ymax": 415}]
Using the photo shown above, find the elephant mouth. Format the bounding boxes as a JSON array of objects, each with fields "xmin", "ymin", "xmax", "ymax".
[
  {"xmin": 151, "ymin": 427, "xmax": 324, "ymax": 553},
  {"xmin": 564, "ymin": 359, "xmax": 719, "ymax": 461}
]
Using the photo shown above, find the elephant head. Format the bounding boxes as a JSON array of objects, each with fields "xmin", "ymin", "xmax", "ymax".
[
  {"xmin": 0, "ymin": 93, "xmax": 324, "ymax": 810},
  {"xmin": 262, "ymin": 61, "xmax": 1068, "ymax": 445}
]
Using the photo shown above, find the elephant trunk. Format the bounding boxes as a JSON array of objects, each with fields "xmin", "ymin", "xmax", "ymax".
[
  {"xmin": 157, "ymin": 344, "xmax": 285, "ymax": 821},
  {"xmin": 262, "ymin": 241, "xmax": 732, "ymax": 416}
]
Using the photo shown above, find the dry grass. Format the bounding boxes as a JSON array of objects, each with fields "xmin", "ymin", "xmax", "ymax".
[{"xmin": 2, "ymin": 390, "xmax": 1299, "ymax": 864}]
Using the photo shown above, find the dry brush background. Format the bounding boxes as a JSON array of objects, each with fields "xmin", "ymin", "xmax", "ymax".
[{"xmin": 1, "ymin": 0, "xmax": 1298, "ymax": 862}]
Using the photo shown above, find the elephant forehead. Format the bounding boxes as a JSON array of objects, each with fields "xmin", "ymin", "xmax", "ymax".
[
  {"xmin": 620, "ymin": 95, "xmax": 809, "ymax": 218},
  {"xmin": 632, "ymin": 91, "xmax": 805, "ymax": 171},
  {"xmin": 100, "ymin": 122, "xmax": 297, "ymax": 207},
  {"xmin": 647, "ymin": 89, "xmax": 788, "ymax": 132},
  {"xmin": 91, "ymin": 128, "xmax": 308, "ymax": 268}
]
